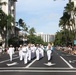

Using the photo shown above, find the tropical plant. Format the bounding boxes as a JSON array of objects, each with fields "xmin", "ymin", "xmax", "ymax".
[
  {"xmin": 59, "ymin": 12, "xmax": 70, "ymax": 30},
  {"xmin": 29, "ymin": 27, "xmax": 36, "ymax": 36},
  {"xmin": 27, "ymin": 35, "xmax": 44, "ymax": 45},
  {"xmin": 18, "ymin": 18, "xmax": 24, "ymax": 27},
  {"xmin": 64, "ymin": 2, "xmax": 75, "ymax": 31},
  {"xmin": 57, "ymin": 1, "xmax": 76, "ymax": 46},
  {"xmin": 0, "ymin": 1, "xmax": 6, "ymax": 6}
]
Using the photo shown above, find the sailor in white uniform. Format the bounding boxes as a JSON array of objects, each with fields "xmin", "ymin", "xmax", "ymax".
[
  {"xmin": 0, "ymin": 46, "xmax": 2, "ymax": 55},
  {"xmin": 18, "ymin": 45, "xmax": 23, "ymax": 61},
  {"xmin": 40, "ymin": 44, "xmax": 44, "ymax": 57},
  {"xmin": 7, "ymin": 45, "xmax": 15, "ymax": 61},
  {"xmin": 30, "ymin": 44, "xmax": 36, "ymax": 59},
  {"xmin": 27, "ymin": 44, "xmax": 32, "ymax": 61},
  {"xmin": 22, "ymin": 44, "xmax": 28, "ymax": 64},
  {"xmin": 36, "ymin": 44, "xmax": 40, "ymax": 60},
  {"xmin": 31, "ymin": 44, "xmax": 36, "ymax": 53},
  {"xmin": 46, "ymin": 43, "xmax": 52, "ymax": 61}
]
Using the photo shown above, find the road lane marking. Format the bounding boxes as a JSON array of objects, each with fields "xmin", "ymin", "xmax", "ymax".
[
  {"xmin": 0, "ymin": 67, "xmax": 75, "ymax": 69},
  {"xmin": 0, "ymin": 69, "xmax": 76, "ymax": 72},
  {"xmin": 0, "ymin": 57, "xmax": 19, "ymax": 64},
  {"xmin": 69, "ymin": 60, "xmax": 76, "ymax": 63},
  {"xmin": 60, "ymin": 56, "xmax": 74, "ymax": 69},
  {"xmin": 25, "ymin": 59, "xmax": 37, "ymax": 68},
  {"xmin": 7, "ymin": 62, "xmax": 18, "ymax": 66},
  {"xmin": 44, "ymin": 62, "xmax": 55, "ymax": 66}
]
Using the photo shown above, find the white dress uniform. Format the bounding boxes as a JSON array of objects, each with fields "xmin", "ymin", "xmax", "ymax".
[
  {"xmin": 8, "ymin": 47, "xmax": 14, "ymax": 61},
  {"xmin": 18, "ymin": 47, "xmax": 23, "ymax": 61},
  {"xmin": 40, "ymin": 46, "xmax": 44, "ymax": 57},
  {"xmin": 31, "ymin": 46, "xmax": 34, "ymax": 53},
  {"xmin": 46, "ymin": 46, "xmax": 52, "ymax": 61},
  {"xmin": 31, "ymin": 45, "xmax": 36, "ymax": 59},
  {"xmin": 31, "ymin": 44, "xmax": 36, "ymax": 53},
  {"xmin": 0, "ymin": 47, "xmax": 2, "ymax": 54},
  {"xmin": 27, "ymin": 47, "xmax": 31, "ymax": 61},
  {"xmin": 36, "ymin": 47, "xmax": 40, "ymax": 60},
  {"xmin": 22, "ymin": 46, "xmax": 28, "ymax": 64}
]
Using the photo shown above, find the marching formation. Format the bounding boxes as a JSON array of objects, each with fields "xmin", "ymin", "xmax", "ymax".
[{"xmin": 7, "ymin": 43, "xmax": 54, "ymax": 64}]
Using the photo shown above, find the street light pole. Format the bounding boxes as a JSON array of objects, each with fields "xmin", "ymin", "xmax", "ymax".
[{"xmin": 6, "ymin": 19, "xmax": 8, "ymax": 47}]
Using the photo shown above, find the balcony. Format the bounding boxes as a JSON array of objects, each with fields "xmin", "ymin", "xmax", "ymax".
[{"xmin": 11, "ymin": 6, "xmax": 14, "ymax": 10}]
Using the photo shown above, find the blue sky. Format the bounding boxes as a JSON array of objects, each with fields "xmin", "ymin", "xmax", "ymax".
[{"xmin": 16, "ymin": 0, "xmax": 68, "ymax": 34}]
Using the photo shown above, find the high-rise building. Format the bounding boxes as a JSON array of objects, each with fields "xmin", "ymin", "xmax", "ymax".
[
  {"xmin": 1, "ymin": 0, "xmax": 17, "ymax": 34},
  {"xmin": 36, "ymin": 33, "xmax": 55, "ymax": 42},
  {"xmin": 0, "ymin": 0, "xmax": 17, "ymax": 47},
  {"xmin": 1, "ymin": 0, "xmax": 17, "ymax": 16}
]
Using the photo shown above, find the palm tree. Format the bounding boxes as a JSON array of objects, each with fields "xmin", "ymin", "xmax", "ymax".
[
  {"xmin": 29, "ymin": 27, "xmax": 36, "ymax": 36},
  {"xmin": 59, "ymin": 2, "xmax": 76, "ymax": 45},
  {"xmin": 64, "ymin": 2, "xmax": 75, "ymax": 31},
  {"xmin": 18, "ymin": 18, "xmax": 24, "ymax": 27},
  {"xmin": 59, "ymin": 12, "xmax": 70, "ymax": 30},
  {"xmin": 0, "ymin": 9, "xmax": 14, "ymax": 46},
  {"xmin": 0, "ymin": 1, "xmax": 6, "ymax": 6},
  {"xmin": 23, "ymin": 24, "xmax": 28, "ymax": 32},
  {"xmin": 18, "ymin": 18, "xmax": 29, "ymax": 33}
]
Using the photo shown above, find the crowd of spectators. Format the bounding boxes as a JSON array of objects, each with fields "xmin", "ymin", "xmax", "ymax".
[{"xmin": 56, "ymin": 45, "xmax": 76, "ymax": 55}]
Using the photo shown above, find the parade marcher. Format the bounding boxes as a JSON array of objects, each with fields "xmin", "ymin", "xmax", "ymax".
[
  {"xmin": 2, "ymin": 47, "xmax": 5, "ymax": 54},
  {"xmin": 22, "ymin": 44, "xmax": 28, "ymax": 64},
  {"xmin": 51, "ymin": 43, "xmax": 54, "ymax": 53},
  {"xmin": 7, "ymin": 45, "xmax": 15, "ymax": 61},
  {"xmin": 27, "ymin": 44, "xmax": 32, "ymax": 61},
  {"xmin": 0, "ymin": 46, "xmax": 2, "ymax": 55},
  {"xmin": 31, "ymin": 44, "xmax": 36, "ymax": 53},
  {"xmin": 40, "ymin": 44, "xmax": 44, "ymax": 57},
  {"xmin": 36, "ymin": 44, "xmax": 40, "ymax": 60},
  {"xmin": 46, "ymin": 43, "xmax": 52, "ymax": 61},
  {"xmin": 18, "ymin": 45, "xmax": 23, "ymax": 61},
  {"xmin": 31, "ymin": 44, "xmax": 36, "ymax": 59}
]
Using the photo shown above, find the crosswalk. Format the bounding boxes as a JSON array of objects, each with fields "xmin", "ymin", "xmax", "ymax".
[{"xmin": 0, "ymin": 67, "xmax": 76, "ymax": 73}]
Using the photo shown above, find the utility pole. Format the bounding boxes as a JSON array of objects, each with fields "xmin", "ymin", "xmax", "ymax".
[{"xmin": 6, "ymin": 19, "xmax": 8, "ymax": 47}]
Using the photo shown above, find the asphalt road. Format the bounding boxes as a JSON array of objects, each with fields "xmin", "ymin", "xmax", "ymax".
[{"xmin": 0, "ymin": 49, "xmax": 76, "ymax": 75}]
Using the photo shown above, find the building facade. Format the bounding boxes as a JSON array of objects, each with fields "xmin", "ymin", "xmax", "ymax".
[
  {"xmin": 0, "ymin": 0, "xmax": 17, "ymax": 47},
  {"xmin": 36, "ymin": 33, "xmax": 55, "ymax": 42},
  {"xmin": 1, "ymin": 0, "xmax": 17, "ymax": 34}
]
